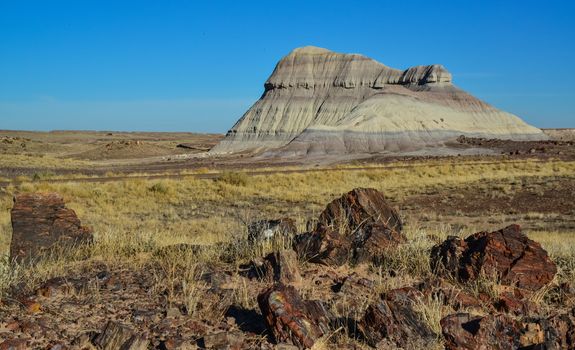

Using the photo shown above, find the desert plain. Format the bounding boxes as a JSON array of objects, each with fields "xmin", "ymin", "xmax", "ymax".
[{"xmin": 0, "ymin": 128, "xmax": 574, "ymax": 349}]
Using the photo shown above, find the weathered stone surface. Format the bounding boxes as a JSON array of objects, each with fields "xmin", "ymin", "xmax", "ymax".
[
  {"xmin": 248, "ymin": 250, "xmax": 302, "ymax": 285},
  {"xmin": 417, "ymin": 278, "xmax": 483, "ymax": 311},
  {"xmin": 430, "ymin": 224, "xmax": 557, "ymax": 291},
  {"xmin": 247, "ymin": 218, "xmax": 297, "ymax": 243},
  {"xmin": 257, "ymin": 283, "xmax": 331, "ymax": 348},
  {"xmin": 93, "ymin": 321, "xmax": 148, "ymax": 350},
  {"xmin": 495, "ymin": 292, "xmax": 533, "ymax": 316},
  {"xmin": 201, "ymin": 331, "xmax": 244, "ymax": 349},
  {"xmin": 10, "ymin": 192, "xmax": 93, "ymax": 263},
  {"xmin": 317, "ymin": 187, "xmax": 403, "ymax": 233},
  {"xmin": 330, "ymin": 273, "xmax": 377, "ymax": 325},
  {"xmin": 441, "ymin": 313, "xmax": 520, "ymax": 350},
  {"xmin": 293, "ymin": 226, "xmax": 351, "ymax": 266},
  {"xmin": 0, "ymin": 339, "xmax": 27, "ymax": 350},
  {"xmin": 358, "ymin": 287, "xmax": 435, "ymax": 348},
  {"xmin": 294, "ymin": 188, "xmax": 405, "ymax": 265},
  {"xmin": 212, "ymin": 46, "xmax": 547, "ymax": 156},
  {"xmin": 519, "ymin": 321, "xmax": 546, "ymax": 349},
  {"xmin": 523, "ymin": 309, "xmax": 575, "ymax": 349}
]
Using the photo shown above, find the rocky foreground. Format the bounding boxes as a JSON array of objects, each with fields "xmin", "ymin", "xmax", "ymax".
[{"xmin": 1, "ymin": 189, "xmax": 574, "ymax": 349}]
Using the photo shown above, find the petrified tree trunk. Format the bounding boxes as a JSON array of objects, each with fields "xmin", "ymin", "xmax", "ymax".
[{"xmin": 10, "ymin": 192, "xmax": 93, "ymax": 263}]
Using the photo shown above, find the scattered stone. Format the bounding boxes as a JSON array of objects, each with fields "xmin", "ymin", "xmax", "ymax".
[
  {"xmin": 294, "ymin": 188, "xmax": 405, "ymax": 265},
  {"xmin": 258, "ymin": 283, "xmax": 331, "ymax": 348},
  {"xmin": 441, "ymin": 313, "xmax": 520, "ymax": 350},
  {"xmin": 274, "ymin": 344, "xmax": 300, "ymax": 350},
  {"xmin": 18, "ymin": 297, "xmax": 42, "ymax": 314},
  {"xmin": 317, "ymin": 187, "xmax": 403, "ymax": 234},
  {"xmin": 10, "ymin": 192, "xmax": 93, "ymax": 263},
  {"xmin": 519, "ymin": 321, "xmax": 546, "ymax": 348},
  {"xmin": 71, "ymin": 332, "xmax": 97, "ymax": 348},
  {"xmin": 247, "ymin": 218, "xmax": 297, "ymax": 243},
  {"xmin": 166, "ymin": 306, "xmax": 181, "ymax": 318},
  {"xmin": 93, "ymin": 321, "xmax": 148, "ymax": 350},
  {"xmin": 35, "ymin": 277, "xmax": 77, "ymax": 298},
  {"xmin": 0, "ymin": 339, "xmax": 28, "ymax": 350},
  {"xmin": 47, "ymin": 343, "xmax": 66, "ymax": 350},
  {"xmin": 547, "ymin": 282, "xmax": 575, "ymax": 306},
  {"xmin": 359, "ymin": 287, "xmax": 435, "ymax": 348},
  {"xmin": 247, "ymin": 250, "xmax": 302, "ymax": 285},
  {"xmin": 159, "ymin": 338, "xmax": 198, "ymax": 350},
  {"xmin": 430, "ymin": 224, "xmax": 557, "ymax": 291},
  {"xmin": 417, "ymin": 278, "xmax": 483, "ymax": 311},
  {"xmin": 200, "ymin": 268, "xmax": 234, "ymax": 291},
  {"xmin": 201, "ymin": 331, "xmax": 244, "ymax": 349},
  {"xmin": 293, "ymin": 226, "xmax": 351, "ymax": 265},
  {"xmin": 527, "ymin": 308, "xmax": 575, "ymax": 349},
  {"xmin": 331, "ymin": 272, "xmax": 376, "ymax": 317},
  {"xmin": 495, "ymin": 292, "xmax": 532, "ymax": 316}
]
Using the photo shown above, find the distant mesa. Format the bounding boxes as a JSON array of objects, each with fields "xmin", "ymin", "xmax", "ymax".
[{"xmin": 211, "ymin": 46, "xmax": 547, "ymax": 156}]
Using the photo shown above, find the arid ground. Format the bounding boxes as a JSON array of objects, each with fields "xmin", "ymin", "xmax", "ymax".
[{"xmin": 0, "ymin": 129, "xmax": 574, "ymax": 349}]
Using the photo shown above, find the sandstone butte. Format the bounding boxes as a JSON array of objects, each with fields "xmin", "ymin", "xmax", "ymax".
[{"xmin": 211, "ymin": 46, "xmax": 547, "ymax": 156}]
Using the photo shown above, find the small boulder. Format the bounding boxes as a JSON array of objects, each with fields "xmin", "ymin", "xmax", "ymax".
[
  {"xmin": 257, "ymin": 283, "xmax": 331, "ymax": 348},
  {"xmin": 317, "ymin": 188, "xmax": 403, "ymax": 233},
  {"xmin": 0, "ymin": 339, "xmax": 28, "ymax": 350},
  {"xmin": 247, "ymin": 250, "xmax": 302, "ymax": 285},
  {"xmin": 331, "ymin": 273, "xmax": 377, "ymax": 319},
  {"xmin": 430, "ymin": 225, "xmax": 556, "ymax": 291},
  {"xmin": 93, "ymin": 321, "xmax": 148, "ymax": 350},
  {"xmin": 294, "ymin": 188, "xmax": 405, "ymax": 265},
  {"xmin": 495, "ymin": 292, "xmax": 533, "ymax": 316},
  {"xmin": 417, "ymin": 278, "xmax": 483, "ymax": 311},
  {"xmin": 10, "ymin": 192, "xmax": 93, "ymax": 263},
  {"xmin": 358, "ymin": 287, "xmax": 435, "ymax": 348},
  {"xmin": 201, "ymin": 331, "xmax": 244, "ymax": 349},
  {"xmin": 247, "ymin": 218, "xmax": 297, "ymax": 243},
  {"xmin": 523, "ymin": 308, "xmax": 575, "ymax": 349},
  {"xmin": 441, "ymin": 313, "xmax": 520, "ymax": 350},
  {"xmin": 293, "ymin": 226, "xmax": 352, "ymax": 265}
]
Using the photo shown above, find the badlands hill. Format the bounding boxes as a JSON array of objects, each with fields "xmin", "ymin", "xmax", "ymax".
[{"xmin": 211, "ymin": 46, "xmax": 547, "ymax": 155}]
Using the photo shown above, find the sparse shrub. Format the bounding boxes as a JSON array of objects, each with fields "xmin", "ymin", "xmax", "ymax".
[
  {"xmin": 215, "ymin": 171, "xmax": 249, "ymax": 186},
  {"xmin": 32, "ymin": 171, "xmax": 55, "ymax": 181},
  {"xmin": 148, "ymin": 182, "xmax": 170, "ymax": 194},
  {"xmin": 0, "ymin": 255, "xmax": 21, "ymax": 299}
]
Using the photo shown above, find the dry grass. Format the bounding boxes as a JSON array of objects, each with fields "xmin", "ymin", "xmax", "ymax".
[{"xmin": 0, "ymin": 159, "xmax": 574, "ymax": 348}]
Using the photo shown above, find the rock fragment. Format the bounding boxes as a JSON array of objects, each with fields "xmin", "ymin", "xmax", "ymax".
[
  {"xmin": 430, "ymin": 224, "xmax": 556, "ymax": 291},
  {"xmin": 247, "ymin": 218, "xmax": 297, "ymax": 244},
  {"xmin": 257, "ymin": 283, "xmax": 331, "ymax": 348},
  {"xmin": 93, "ymin": 321, "xmax": 148, "ymax": 350},
  {"xmin": 10, "ymin": 192, "xmax": 93, "ymax": 263},
  {"xmin": 441, "ymin": 313, "xmax": 520, "ymax": 350},
  {"xmin": 201, "ymin": 331, "xmax": 244, "ymax": 349},
  {"xmin": 294, "ymin": 188, "xmax": 405, "ymax": 265},
  {"xmin": 358, "ymin": 287, "xmax": 435, "ymax": 348},
  {"xmin": 248, "ymin": 250, "xmax": 302, "ymax": 284}
]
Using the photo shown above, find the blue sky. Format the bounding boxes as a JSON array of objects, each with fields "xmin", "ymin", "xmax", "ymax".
[{"xmin": 1, "ymin": 0, "xmax": 574, "ymax": 132}]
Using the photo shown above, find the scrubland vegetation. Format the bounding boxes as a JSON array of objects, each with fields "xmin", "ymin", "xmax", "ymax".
[{"xmin": 0, "ymin": 158, "xmax": 574, "ymax": 348}]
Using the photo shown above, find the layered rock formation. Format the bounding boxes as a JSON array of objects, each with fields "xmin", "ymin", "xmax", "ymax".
[{"xmin": 212, "ymin": 46, "xmax": 547, "ymax": 155}]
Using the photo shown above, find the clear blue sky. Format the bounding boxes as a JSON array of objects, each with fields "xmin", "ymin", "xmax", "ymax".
[{"xmin": 1, "ymin": 0, "xmax": 573, "ymax": 132}]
